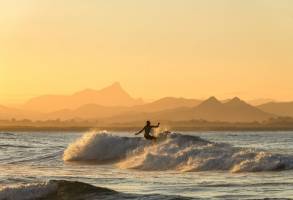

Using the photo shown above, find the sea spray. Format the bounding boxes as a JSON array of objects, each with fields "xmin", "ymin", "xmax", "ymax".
[
  {"xmin": 63, "ymin": 131, "xmax": 148, "ymax": 163},
  {"xmin": 63, "ymin": 131, "xmax": 293, "ymax": 172}
]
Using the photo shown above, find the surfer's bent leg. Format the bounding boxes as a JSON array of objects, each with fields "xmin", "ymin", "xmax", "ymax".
[{"xmin": 144, "ymin": 134, "xmax": 157, "ymax": 141}]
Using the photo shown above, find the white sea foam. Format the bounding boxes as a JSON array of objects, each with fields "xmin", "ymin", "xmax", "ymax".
[
  {"xmin": 63, "ymin": 131, "xmax": 148, "ymax": 162},
  {"xmin": 63, "ymin": 131, "xmax": 293, "ymax": 172}
]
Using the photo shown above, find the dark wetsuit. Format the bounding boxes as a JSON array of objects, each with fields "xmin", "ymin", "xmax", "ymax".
[
  {"xmin": 135, "ymin": 122, "xmax": 160, "ymax": 140},
  {"xmin": 136, "ymin": 124, "xmax": 158, "ymax": 140},
  {"xmin": 143, "ymin": 125, "xmax": 156, "ymax": 140},
  {"xmin": 144, "ymin": 134, "xmax": 156, "ymax": 140}
]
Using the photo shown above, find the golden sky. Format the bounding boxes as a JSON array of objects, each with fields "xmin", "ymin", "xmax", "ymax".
[{"xmin": 1, "ymin": 0, "xmax": 293, "ymax": 104}]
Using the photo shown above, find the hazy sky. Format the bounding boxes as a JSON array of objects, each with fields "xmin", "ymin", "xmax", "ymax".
[{"xmin": 1, "ymin": 0, "xmax": 293, "ymax": 103}]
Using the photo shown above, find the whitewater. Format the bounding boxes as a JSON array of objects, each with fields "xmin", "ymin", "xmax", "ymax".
[
  {"xmin": 63, "ymin": 131, "xmax": 293, "ymax": 173},
  {"xmin": 1, "ymin": 130, "xmax": 293, "ymax": 199}
]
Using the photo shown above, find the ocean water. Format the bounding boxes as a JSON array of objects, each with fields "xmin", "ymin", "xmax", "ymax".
[{"xmin": 0, "ymin": 130, "xmax": 293, "ymax": 199}]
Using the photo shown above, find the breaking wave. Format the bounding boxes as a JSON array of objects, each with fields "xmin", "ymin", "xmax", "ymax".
[{"xmin": 63, "ymin": 131, "xmax": 293, "ymax": 173}]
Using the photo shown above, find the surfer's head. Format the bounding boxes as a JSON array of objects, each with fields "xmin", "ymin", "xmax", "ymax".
[{"xmin": 146, "ymin": 121, "xmax": 151, "ymax": 126}]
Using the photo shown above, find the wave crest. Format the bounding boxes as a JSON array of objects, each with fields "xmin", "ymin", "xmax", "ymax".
[
  {"xmin": 63, "ymin": 131, "xmax": 148, "ymax": 162},
  {"xmin": 63, "ymin": 131, "xmax": 293, "ymax": 172}
]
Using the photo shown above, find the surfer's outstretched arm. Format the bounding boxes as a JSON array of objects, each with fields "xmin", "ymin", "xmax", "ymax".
[
  {"xmin": 135, "ymin": 126, "xmax": 145, "ymax": 135},
  {"xmin": 151, "ymin": 122, "xmax": 160, "ymax": 128}
]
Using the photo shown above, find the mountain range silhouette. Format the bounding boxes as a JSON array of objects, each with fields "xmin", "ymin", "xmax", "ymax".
[{"xmin": 0, "ymin": 83, "xmax": 293, "ymax": 122}]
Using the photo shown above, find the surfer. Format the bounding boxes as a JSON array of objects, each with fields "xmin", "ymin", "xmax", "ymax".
[{"xmin": 135, "ymin": 121, "xmax": 160, "ymax": 140}]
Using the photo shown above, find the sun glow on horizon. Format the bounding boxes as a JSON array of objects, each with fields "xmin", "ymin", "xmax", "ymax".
[{"xmin": 1, "ymin": 0, "xmax": 293, "ymax": 104}]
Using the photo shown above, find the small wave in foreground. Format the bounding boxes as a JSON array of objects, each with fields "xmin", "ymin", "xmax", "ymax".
[{"xmin": 0, "ymin": 180, "xmax": 194, "ymax": 200}]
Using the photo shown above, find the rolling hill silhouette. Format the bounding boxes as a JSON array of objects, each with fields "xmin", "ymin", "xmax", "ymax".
[
  {"xmin": 21, "ymin": 82, "xmax": 143, "ymax": 112},
  {"xmin": 248, "ymin": 98, "xmax": 275, "ymax": 106},
  {"xmin": 45, "ymin": 104, "xmax": 128, "ymax": 120},
  {"xmin": 43, "ymin": 97, "xmax": 201, "ymax": 120},
  {"xmin": 107, "ymin": 97, "xmax": 274, "ymax": 123},
  {"xmin": 0, "ymin": 105, "xmax": 41, "ymax": 120},
  {"xmin": 258, "ymin": 101, "xmax": 293, "ymax": 117},
  {"xmin": 131, "ymin": 97, "xmax": 201, "ymax": 112}
]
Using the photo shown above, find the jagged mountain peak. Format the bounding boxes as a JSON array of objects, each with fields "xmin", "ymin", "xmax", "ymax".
[
  {"xmin": 225, "ymin": 97, "xmax": 250, "ymax": 106},
  {"xmin": 22, "ymin": 82, "xmax": 143, "ymax": 112},
  {"xmin": 200, "ymin": 96, "xmax": 222, "ymax": 105}
]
